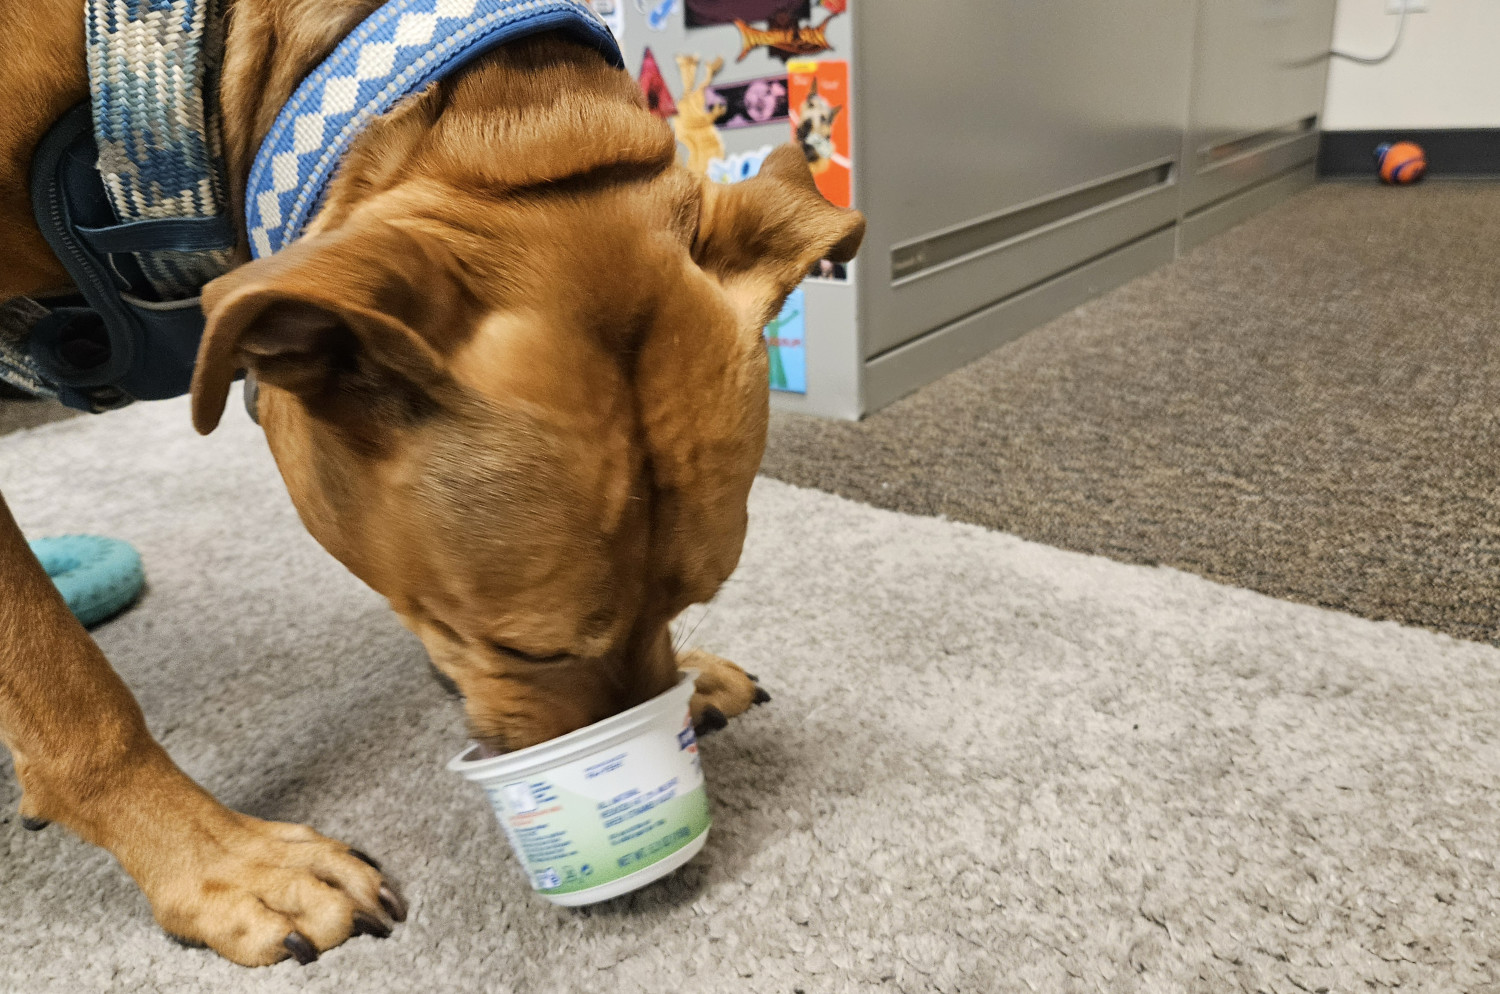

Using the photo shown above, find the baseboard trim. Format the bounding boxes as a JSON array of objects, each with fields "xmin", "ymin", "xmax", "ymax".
[
  {"xmin": 1318, "ymin": 129, "xmax": 1500, "ymax": 178},
  {"xmin": 862, "ymin": 228, "xmax": 1177, "ymax": 416}
]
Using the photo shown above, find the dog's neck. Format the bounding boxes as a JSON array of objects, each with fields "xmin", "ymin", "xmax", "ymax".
[
  {"xmin": 313, "ymin": 36, "xmax": 675, "ymax": 238},
  {"xmin": 217, "ymin": 0, "xmax": 389, "ymax": 211},
  {"xmin": 216, "ymin": 1, "xmax": 659, "ymax": 250}
]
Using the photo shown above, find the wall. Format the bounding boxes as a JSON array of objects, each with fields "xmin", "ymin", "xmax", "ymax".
[{"xmin": 1323, "ymin": 0, "xmax": 1500, "ymax": 130}]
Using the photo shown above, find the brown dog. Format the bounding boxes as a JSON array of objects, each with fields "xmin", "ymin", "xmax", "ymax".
[{"xmin": 0, "ymin": 0, "xmax": 862, "ymax": 967}]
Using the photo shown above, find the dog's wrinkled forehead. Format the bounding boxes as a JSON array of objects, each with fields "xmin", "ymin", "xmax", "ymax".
[{"xmin": 390, "ymin": 399, "xmax": 645, "ymax": 648}]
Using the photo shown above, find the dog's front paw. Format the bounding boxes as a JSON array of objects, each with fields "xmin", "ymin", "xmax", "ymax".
[
  {"xmin": 27, "ymin": 746, "xmax": 406, "ymax": 967},
  {"xmin": 60, "ymin": 757, "xmax": 410, "ymax": 967},
  {"xmin": 678, "ymin": 648, "xmax": 771, "ymax": 735},
  {"xmin": 138, "ymin": 807, "xmax": 403, "ymax": 966}
]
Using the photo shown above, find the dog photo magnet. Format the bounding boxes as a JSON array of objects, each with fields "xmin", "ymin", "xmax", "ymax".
[{"xmin": 788, "ymin": 59, "xmax": 850, "ymax": 209}]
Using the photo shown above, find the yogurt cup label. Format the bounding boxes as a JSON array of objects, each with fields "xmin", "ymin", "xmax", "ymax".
[{"xmin": 480, "ymin": 709, "xmax": 710, "ymax": 897}]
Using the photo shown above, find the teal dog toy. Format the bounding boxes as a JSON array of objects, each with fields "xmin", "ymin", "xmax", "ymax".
[{"xmin": 28, "ymin": 535, "xmax": 144, "ymax": 628}]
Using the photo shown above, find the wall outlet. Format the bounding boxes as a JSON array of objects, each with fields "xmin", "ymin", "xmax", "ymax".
[{"xmin": 1385, "ymin": 0, "xmax": 1429, "ymax": 12}]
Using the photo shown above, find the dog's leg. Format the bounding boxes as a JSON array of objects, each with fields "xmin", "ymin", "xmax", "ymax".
[
  {"xmin": 0, "ymin": 493, "xmax": 404, "ymax": 965},
  {"xmin": 678, "ymin": 648, "xmax": 769, "ymax": 734}
]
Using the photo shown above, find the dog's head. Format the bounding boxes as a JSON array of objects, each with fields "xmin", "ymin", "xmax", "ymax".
[{"xmin": 192, "ymin": 90, "xmax": 861, "ymax": 752}]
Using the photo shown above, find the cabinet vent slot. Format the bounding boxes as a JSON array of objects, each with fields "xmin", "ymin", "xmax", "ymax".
[
  {"xmin": 891, "ymin": 161, "xmax": 1174, "ymax": 283},
  {"xmin": 1199, "ymin": 116, "xmax": 1318, "ymax": 167}
]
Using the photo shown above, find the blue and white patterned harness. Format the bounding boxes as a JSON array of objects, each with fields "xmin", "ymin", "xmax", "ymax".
[{"xmin": 2, "ymin": 0, "xmax": 619, "ymax": 412}]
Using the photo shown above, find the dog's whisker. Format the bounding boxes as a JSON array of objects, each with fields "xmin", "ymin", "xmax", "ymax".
[{"xmin": 675, "ymin": 604, "xmax": 715, "ymax": 655}]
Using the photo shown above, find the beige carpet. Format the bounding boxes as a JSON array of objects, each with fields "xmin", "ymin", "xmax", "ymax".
[
  {"xmin": 3, "ymin": 394, "xmax": 1500, "ymax": 993},
  {"xmin": 764, "ymin": 182, "xmax": 1500, "ymax": 645}
]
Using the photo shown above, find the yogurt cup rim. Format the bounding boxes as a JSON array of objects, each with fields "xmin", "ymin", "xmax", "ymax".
[{"xmin": 447, "ymin": 669, "xmax": 698, "ymax": 780}]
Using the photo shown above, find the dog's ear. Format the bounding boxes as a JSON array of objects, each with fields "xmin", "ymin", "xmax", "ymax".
[
  {"xmin": 827, "ymin": 103, "xmax": 842, "ymax": 126},
  {"xmin": 690, "ymin": 142, "xmax": 864, "ymax": 327},
  {"xmin": 630, "ymin": 146, "xmax": 863, "ymax": 608},
  {"xmin": 190, "ymin": 222, "xmax": 471, "ymax": 436}
]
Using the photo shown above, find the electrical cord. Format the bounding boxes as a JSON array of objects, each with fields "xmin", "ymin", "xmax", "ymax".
[{"xmin": 1287, "ymin": 3, "xmax": 1409, "ymax": 68}]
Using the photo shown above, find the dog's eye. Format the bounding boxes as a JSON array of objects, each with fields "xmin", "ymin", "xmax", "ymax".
[{"xmin": 489, "ymin": 641, "xmax": 570, "ymax": 665}]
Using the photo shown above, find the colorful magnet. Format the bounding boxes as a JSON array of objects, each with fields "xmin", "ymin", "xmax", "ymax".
[
  {"xmin": 685, "ymin": 0, "xmax": 809, "ymax": 28},
  {"xmin": 706, "ymin": 144, "xmax": 775, "ymax": 185},
  {"xmin": 734, "ymin": 7, "xmax": 840, "ymax": 62},
  {"xmin": 704, "ymin": 74, "xmax": 789, "ymax": 130},
  {"xmin": 646, "ymin": 0, "xmax": 679, "ymax": 30},
  {"xmin": 672, "ymin": 54, "xmax": 727, "ymax": 175},
  {"xmin": 806, "ymin": 258, "xmax": 847, "ymax": 282},
  {"xmin": 638, "ymin": 48, "xmax": 677, "ymax": 119},
  {"xmin": 765, "ymin": 288, "xmax": 806, "ymax": 394},
  {"xmin": 788, "ymin": 59, "xmax": 851, "ymax": 208}
]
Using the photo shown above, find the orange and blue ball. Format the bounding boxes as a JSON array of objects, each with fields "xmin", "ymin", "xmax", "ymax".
[{"xmin": 1375, "ymin": 141, "xmax": 1427, "ymax": 184}]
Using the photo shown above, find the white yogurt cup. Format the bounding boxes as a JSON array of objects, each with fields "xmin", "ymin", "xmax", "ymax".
[{"xmin": 448, "ymin": 670, "xmax": 710, "ymax": 906}]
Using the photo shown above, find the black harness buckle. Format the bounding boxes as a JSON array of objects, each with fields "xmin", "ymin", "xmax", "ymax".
[{"xmin": 28, "ymin": 103, "xmax": 235, "ymax": 412}]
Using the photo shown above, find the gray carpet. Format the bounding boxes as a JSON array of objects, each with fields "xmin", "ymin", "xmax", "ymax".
[
  {"xmin": 4, "ymin": 394, "xmax": 1500, "ymax": 992},
  {"xmin": 765, "ymin": 181, "xmax": 1500, "ymax": 646}
]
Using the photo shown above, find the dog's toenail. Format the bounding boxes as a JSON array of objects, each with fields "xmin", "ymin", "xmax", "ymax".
[
  {"xmin": 353, "ymin": 911, "xmax": 392, "ymax": 939},
  {"xmin": 284, "ymin": 931, "xmax": 318, "ymax": 965},
  {"xmin": 696, "ymin": 706, "xmax": 729, "ymax": 734},
  {"xmin": 753, "ymin": 687, "xmax": 772, "ymax": 705},
  {"xmin": 379, "ymin": 885, "xmax": 408, "ymax": 923},
  {"xmin": 349, "ymin": 847, "xmax": 381, "ymax": 871},
  {"xmin": 20, "ymin": 816, "xmax": 49, "ymax": 831}
]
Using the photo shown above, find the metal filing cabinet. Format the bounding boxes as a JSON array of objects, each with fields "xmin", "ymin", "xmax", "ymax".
[
  {"xmin": 601, "ymin": 0, "xmax": 1336, "ymax": 419},
  {"xmin": 1179, "ymin": 0, "xmax": 1339, "ymax": 249}
]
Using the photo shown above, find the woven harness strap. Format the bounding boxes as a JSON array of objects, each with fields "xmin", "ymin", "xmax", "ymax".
[{"xmin": 85, "ymin": 0, "xmax": 236, "ymax": 299}]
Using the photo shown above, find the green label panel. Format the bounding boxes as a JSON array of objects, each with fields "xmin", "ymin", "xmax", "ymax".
[{"xmin": 492, "ymin": 781, "xmax": 712, "ymax": 895}]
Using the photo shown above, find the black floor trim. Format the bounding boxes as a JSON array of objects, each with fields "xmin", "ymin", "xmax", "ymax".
[{"xmin": 1319, "ymin": 129, "xmax": 1500, "ymax": 178}]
